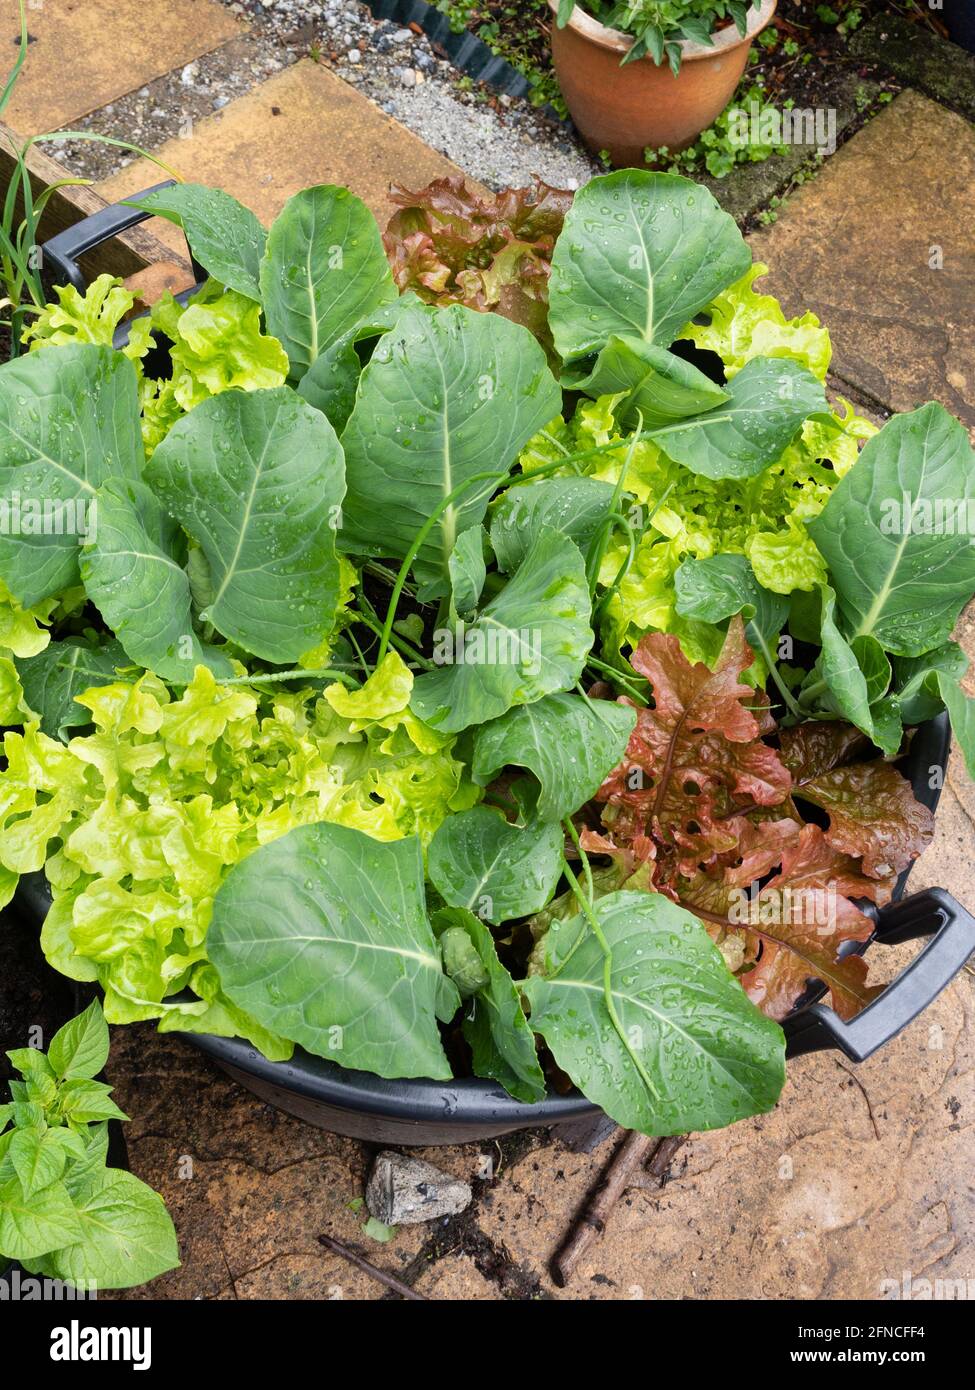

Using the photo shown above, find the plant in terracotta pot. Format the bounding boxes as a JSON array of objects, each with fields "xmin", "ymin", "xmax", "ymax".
[{"xmin": 550, "ymin": 0, "xmax": 777, "ymax": 165}]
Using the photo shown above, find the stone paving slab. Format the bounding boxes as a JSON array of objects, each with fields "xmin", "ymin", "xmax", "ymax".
[
  {"xmin": 4, "ymin": 0, "xmax": 241, "ymax": 137},
  {"xmin": 95, "ymin": 59, "xmax": 476, "ymax": 246},
  {"xmin": 749, "ymin": 90, "xmax": 975, "ymax": 428}
]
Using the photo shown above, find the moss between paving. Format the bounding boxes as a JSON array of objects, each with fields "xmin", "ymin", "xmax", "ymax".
[
  {"xmin": 852, "ymin": 14, "xmax": 975, "ymax": 124},
  {"xmin": 700, "ymin": 68, "xmax": 883, "ymax": 227}
]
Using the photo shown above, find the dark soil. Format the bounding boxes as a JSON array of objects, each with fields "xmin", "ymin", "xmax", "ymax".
[{"xmin": 0, "ymin": 892, "xmax": 75, "ymax": 1086}]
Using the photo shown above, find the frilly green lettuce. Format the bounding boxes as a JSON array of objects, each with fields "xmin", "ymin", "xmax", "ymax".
[
  {"xmin": 678, "ymin": 263, "xmax": 832, "ymax": 382},
  {"xmin": 150, "ymin": 281, "xmax": 289, "ymax": 412},
  {"xmin": 0, "ymin": 577, "xmax": 55, "ymax": 657},
  {"xmin": 25, "ymin": 274, "xmax": 291, "ymax": 458},
  {"xmin": 138, "ymin": 376, "xmax": 183, "ymax": 457},
  {"xmin": 297, "ymin": 555, "xmax": 358, "ymax": 671},
  {"xmin": 0, "ymin": 655, "xmax": 478, "ymax": 1041},
  {"xmin": 22, "ymin": 273, "xmax": 153, "ymax": 365},
  {"xmin": 523, "ymin": 394, "xmax": 875, "ymax": 661},
  {"xmin": 0, "ymin": 655, "xmax": 24, "ymax": 726}
]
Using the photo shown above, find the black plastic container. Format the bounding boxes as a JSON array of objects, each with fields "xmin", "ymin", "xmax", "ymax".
[
  {"xmin": 24, "ymin": 195, "xmax": 975, "ymax": 1146},
  {"xmin": 945, "ymin": 0, "xmax": 975, "ymax": 54}
]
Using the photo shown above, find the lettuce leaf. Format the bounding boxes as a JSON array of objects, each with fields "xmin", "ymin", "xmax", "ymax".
[
  {"xmin": 0, "ymin": 656, "xmax": 476, "ymax": 1033},
  {"xmin": 0, "ymin": 578, "xmax": 55, "ymax": 658},
  {"xmin": 383, "ymin": 175, "xmax": 573, "ymax": 367},
  {"xmin": 22, "ymin": 273, "xmax": 152, "ymax": 367},
  {"xmin": 150, "ymin": 282, "xmax": 288, "ymax": 412},
  {"xmin": 678, "ymin": 262, "xmax": 832, "ymax": 382},
  {"xmin": 585, "ymin": 624, "xmax": 932, "ymax": 1021},
  {"xmin": 524, "ymin": 391, "xmax": 874, "ymax": 659}
]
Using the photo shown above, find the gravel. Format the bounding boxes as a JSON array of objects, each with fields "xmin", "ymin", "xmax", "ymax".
[{"xmin": 49, "ymin": 0, "xmax": 597, "ymax": 193}]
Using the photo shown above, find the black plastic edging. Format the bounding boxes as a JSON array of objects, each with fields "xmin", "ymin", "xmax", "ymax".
[{"xmin": 363, "ymin": 0, "xmax": 568, "ymax": 124}]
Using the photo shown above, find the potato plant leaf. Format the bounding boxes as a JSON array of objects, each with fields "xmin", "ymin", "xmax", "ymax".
[
  {"xmin": 427, "ymin": 805, "xmax": 563, "ymax": 925},
  {"xmin": 809, "ymin": 403, "xmax": 975, "ymax": 657},
  {"xmin": 81, "ymin": 477, "xmax": 234, "ymax": 682},
  {"xmin": 145, "ymin": 386, "xmax": 345, "ymax": 663},
  {"xmin": 208, "ymin": 823, "xmax": 458, "ymax": 1080},
  {"xmin": 893, "ymin": 643, "xmax": 967, "ymax": 725},
  {"xmin": 490, "ymin": 476, "xmax": 616, "ymax": 574},
  {"xmin": 566, "ymin": 336, "xmax": 729, "ymax": 429},
  {"xmin": 297, "ymin": 294, "xmax": 422, "ymax": 434},
  {"xmin": 410, "ymin": 528, "xmax": 593, "ymax": 733},
  {"xmin": 447, "ymin": 525, "xmax": 487, "ymax": 619},
  {"xmin": 433, "ymin": 907, "xmax": 546, "ymax": 1103},
  {"xmin": 47, "ymin": 997, "xmax": 110, "ymax": 1082},
  {"xmin": 124, "ymin": 183, "xmax": 267, "ymax": 301},
  {"xmin": 650, "ymin": 357, "xmax": 829, "ymax": 480},
  {"xmin": 472, "ymin": 691, "xmax": 637, "ymax": 823},
  {"xmin": 674, "ymin": 554, "xmax": 788, "ymax": 670},
  {"xmin": 548, "ymin": 170, "xmax": 751, "ymax": 361},
  {"xmin": 522, "ymin": 890, "xmax": 786, "ymax": 1134},
  {"xmin": 936, "ymin": 670, "xmax": 975, "ymax": 783},
  {"xmin": 340, "ymin": 301, "xmax": 561, "ymax": 574},
  {"xmin": 42, "ymin": 1169, "xmax": 179, "ymax": 1291},
  {"xmin": 260, "ymin": 185, "xmax": 397, "ymax": 382},
  {"xmin": 0, "ymin": 345, "xmax": 144, "ymax": 606},
  {"xmin": 0, "ymin": 1175, "xmax": 83, "ymax": 1260}
]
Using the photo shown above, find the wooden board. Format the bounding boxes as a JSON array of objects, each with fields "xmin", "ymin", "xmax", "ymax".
[{"xmin": 0, "ymin": 122, "xmax": 190, "ymax": 282}]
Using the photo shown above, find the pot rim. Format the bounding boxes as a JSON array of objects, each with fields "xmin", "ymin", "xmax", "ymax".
[{"xmin": 548, "ymin": 0, "xmax": 777, "ymax": 61}]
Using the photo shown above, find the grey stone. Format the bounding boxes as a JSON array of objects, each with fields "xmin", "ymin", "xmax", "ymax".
[{"xmin": 365, "ymin": 1150, "xmax": 473, "ymax": 1226}]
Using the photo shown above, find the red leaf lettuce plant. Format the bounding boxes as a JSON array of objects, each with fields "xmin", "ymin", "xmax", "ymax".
[{"xmin": 383, "ymin": 174, "xmax": 572, "ymax": 367}]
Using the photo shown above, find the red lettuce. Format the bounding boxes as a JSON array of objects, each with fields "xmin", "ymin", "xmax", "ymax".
[
  {"xmin": 588, "ymin": 618, "xmax": 935, "ymax": 1021},
  {"xmin": 382, "ymin": 175, "xmax": 573, "ymax": 366}
]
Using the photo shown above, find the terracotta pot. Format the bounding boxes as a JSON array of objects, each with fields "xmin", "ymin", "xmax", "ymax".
[{"xmin": 549, "ymin": 0, "xmax": 777, "ymax": 166}]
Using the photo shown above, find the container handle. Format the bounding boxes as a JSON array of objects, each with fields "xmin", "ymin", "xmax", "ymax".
[
  {"xmin": 40, "ymin": 180, "xmax": 200, "ymax": 290},
  {"xmin": 783, "ymin": 888, "xmax": 975, "ymax": 1061}
]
